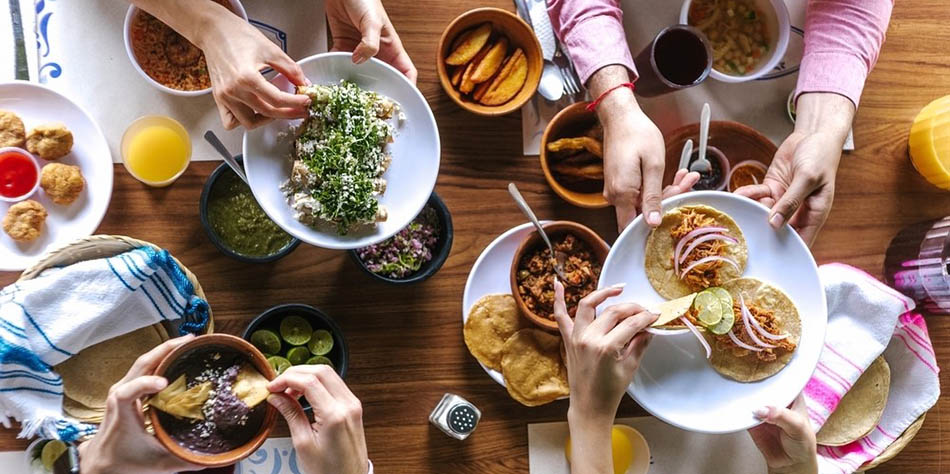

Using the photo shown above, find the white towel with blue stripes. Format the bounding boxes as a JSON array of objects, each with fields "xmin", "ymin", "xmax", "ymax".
[{"xmin": 0, "ymin": 246, "xmax": 209, "ymax": 441}]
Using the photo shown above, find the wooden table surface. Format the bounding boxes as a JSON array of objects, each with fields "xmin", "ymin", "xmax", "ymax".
[{"xmin": 3, "ymin": 0, "xmax": 950, "ymax": 472}]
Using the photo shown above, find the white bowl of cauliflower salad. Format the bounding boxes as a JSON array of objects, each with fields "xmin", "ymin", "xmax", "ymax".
[{"xmin": 243, "ymin": 53, "xmax": 440, "ymax": 250}]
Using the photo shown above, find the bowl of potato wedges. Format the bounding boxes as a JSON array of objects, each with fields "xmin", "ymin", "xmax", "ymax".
[
  {"xmin": 540, "ymin": 102, "xmax": 609, "ymax": 208},
  {"xmin": 437, "ymin": 8, "xmax": 542, "ymax": 116}
]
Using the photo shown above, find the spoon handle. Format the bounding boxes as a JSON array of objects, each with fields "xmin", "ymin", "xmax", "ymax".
[
  {"xmin": 203, "ymin": 130, "xmax": 249, "ymax": 184},
  {"xmin": 698, "ymin": 103, "xmax": 710, "ymax": 163},
  {"xmin": 508, "ymin": 183, "xmax": 555, "ymax": 252},
  {"xmin": 678, "ymin": 139, "xmax": 694, "ymax": 171}
]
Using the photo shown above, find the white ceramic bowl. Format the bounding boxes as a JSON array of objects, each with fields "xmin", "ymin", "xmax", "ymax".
[
  {"xmin": 0, "ymin": 147, "xmax": 41, "ymax": 202},
  {"xmin": 680, "ymin": 0, "xmax": 790, "ymax": 83},
  {"xmin": 123, "ymin": 0, "xmax": 248, "ymax": 96},
  {"xmin": 598, "ymin": 191, "xmax": 827, "ymax": 433},
  {"xmin": 243, "ymin": 52, "xmax": 441, "ymax": 250}
]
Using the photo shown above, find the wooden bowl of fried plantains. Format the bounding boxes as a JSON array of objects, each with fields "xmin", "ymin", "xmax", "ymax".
[{"xmin": 540, "ymin": 102, "xmax": 609, "ymax": 208}]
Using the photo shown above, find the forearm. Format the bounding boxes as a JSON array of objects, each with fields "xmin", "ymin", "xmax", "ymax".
[
  {"xmin": 794, "ymin": 92, "xmax": 854, "ymax": 140},
  {"xmin": 588, "ymin": 65, "xmax": 639, "ymax": 128},
  {"xmin": 567, "ymin": 407, "xmax": 615, "ymax": 474},
  {"xmin": 126, "ymin": 0, "xmax": 228, "ymax": 47},
  {"xmin": 546, "ymin": 0, "xmax": 636, "ymax": 84}
]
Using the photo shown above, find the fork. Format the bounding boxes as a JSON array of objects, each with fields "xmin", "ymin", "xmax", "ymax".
[{"xmin": 553, "ymin": 46, "xmax": 580, "ymax": 96}]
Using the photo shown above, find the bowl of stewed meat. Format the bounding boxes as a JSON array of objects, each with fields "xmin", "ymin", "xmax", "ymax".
[{"xmin": 510, "ymin": 221, "xmax": 609, "ymax": 331}]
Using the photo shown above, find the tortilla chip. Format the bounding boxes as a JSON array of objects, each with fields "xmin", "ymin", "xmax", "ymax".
[
  {"xmin": 55, "ymin": 325, "xmax": 167, "ymax": 409},
  {"xmin": 644, "ymin": 205, "xmax": 748, "ymax": 299},
  {"xmin": 817, "ymin": 356, "xmax": 890, "ymax": 446},
  {"xmin": 232, "ymin": 364, "xmax": 270, "ymax": 409},
  {"xmin": 707, "ymin": 278, "xmax": 801, "ymax": 382},
  {"xmin": 651, "ymin": 293, "xmax": 697, "ymax": 328},
  {"xmin": 464, "ymin": 294, "xmax": 528, "ymax": 371},
  {"xmin": 500, "ymin": 329, "xmax": 569, "ymax": 407},
  {"xmin": 150, "ymin": 375, "xmax": 212, "ymax": 420}
]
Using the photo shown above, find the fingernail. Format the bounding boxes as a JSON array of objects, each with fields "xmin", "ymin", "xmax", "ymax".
[
  {"xmin": 769, "ymin": 213, "xmax": 785, "ymax": 228},
  {"xmin": 304, "ymin": 78, "xmax": 312, "ymax": 86},
  {"xmin": 610, "ymin": 282, "xmax": 627, "ymax": 290},
  {"xmin": 648, "ymin": 212, "xmax": 661, "ymax": 226},
  {"xmin": 753, "ymin": 407, "xmax": 770, "ymax": 419}
]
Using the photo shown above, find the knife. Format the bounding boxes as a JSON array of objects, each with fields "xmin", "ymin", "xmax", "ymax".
[
  {"xmin": 8, "ymin": 0, "xmax": 28, "ymax": 80},
  {"xmin": 526, "ymin": 0, "xmax": 556, "ymax": 62}
]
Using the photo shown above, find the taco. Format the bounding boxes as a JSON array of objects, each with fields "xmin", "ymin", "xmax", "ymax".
[
  {"xmin": 645, "ymin": 205, "xmax": 748, "ymax": 299},
  {"xmin": 650, "ymin": 278, "xmax": 800, "ymax": 383}
]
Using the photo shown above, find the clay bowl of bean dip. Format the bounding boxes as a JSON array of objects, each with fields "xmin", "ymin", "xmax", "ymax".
[
  {"xmin": 148, "ymin": 334, "xmax": 277, "ymax": 467},
  {"xmin": 510, "ymin": 221, "xmax": 609, "ymax": 331}
]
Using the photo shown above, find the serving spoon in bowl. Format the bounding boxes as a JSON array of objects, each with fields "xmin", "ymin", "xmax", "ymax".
[
  {"xmin": 507, "ymin": 182, "xmax": 572, "ymax": 285},
  {"xmin": 689, "ymin": 103, "xmax": 713, "ymax": 174},
  {"xmin": 204, "ymin": 130, "xmax": 248, "ymax": 185}
]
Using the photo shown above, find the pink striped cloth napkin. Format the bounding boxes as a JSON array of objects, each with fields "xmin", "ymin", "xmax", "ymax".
[{"xmin": 806, "ymin": 263, "xmax": 940, "ymax": 474}]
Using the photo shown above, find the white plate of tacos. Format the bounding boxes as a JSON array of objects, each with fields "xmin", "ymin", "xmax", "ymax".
[{"xmin": 599, "ymin": 191, "xmax": 826, "ymax": 433}]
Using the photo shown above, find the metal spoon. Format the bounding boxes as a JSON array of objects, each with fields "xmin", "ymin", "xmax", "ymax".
[
  {"xmin": 507, "ymin": 183, "xmax": 572, "ymax": 284},
  {"xmin": 689, "ymin": 103, "xmax": 712, "ymax": 174},
  {"xmin": 537, "ymin": 61, "xmax": 565, "ymax": 102},
  {"xmin": 678, "ymin": 139, "xmax": 694, "ymax": 171},
  {"xmin": 203, "ymin": 130, "xmax": 248, "ymax": 184}
]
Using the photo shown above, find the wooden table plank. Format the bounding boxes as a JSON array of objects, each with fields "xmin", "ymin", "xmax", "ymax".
[{"xmin": 2, "ymin": 0, "xmax": 949, "ymax": 472}]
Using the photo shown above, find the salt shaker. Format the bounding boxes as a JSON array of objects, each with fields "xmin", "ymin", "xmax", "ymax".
[{"xmin": 429, "ymin": 393, "xmax": 480, "ymax": 440}]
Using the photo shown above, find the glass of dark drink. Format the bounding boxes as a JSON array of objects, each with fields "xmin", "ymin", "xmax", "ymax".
[{"xmin": 633, "ymin": 25, "xmax": 713, "ymax": 97}]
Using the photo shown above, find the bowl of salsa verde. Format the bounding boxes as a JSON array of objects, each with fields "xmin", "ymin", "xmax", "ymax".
[{"xmin": 200, "ymin": 157, "xmax": 300, "ymax": 263}]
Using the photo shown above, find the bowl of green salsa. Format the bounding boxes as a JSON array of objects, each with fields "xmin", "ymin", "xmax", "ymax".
[{"xmin": 200, "ymin": 157, "xmax": 299, "ymax": 263}]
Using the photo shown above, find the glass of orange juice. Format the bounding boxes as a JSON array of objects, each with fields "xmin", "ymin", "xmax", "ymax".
[{"xmin": 121, "ymin": 115, "xmax": 192, "ymax": 187}]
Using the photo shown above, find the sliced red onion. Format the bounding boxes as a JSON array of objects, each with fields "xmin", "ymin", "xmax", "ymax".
[
  {"xmin": 739, "ymin": 295, "xmax": 777, "ymax": 349},
  {"xmin": 739, "ymin": 295, "xmax": 790, "ymax": 341},
  {"xmin": 673, "ymin": 226, "xmax": 729, "ymax": 273},
  {"xmin": 678, "ymin": 233, "xmax": 739, "ymax": 265},
  {"xmin": 681, "ymin": 317, "xmax": 711, "ymax": 359},
  {"xmin": 728, "ymin": 329, "xmax": 763, "ymax": 352},
  {"xmin": 679, "ymin": 255, "xmax": 740, "ymax": 279}
]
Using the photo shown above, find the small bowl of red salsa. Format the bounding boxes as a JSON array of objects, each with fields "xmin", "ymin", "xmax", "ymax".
[{"xmin": 0, "ymin": 147, "xmax": 40, "ymax": 202}]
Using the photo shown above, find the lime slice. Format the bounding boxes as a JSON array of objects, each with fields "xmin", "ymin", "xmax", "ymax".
[
  {"xmin": 286, "ymin": 346, "xmax": 311, "ymax": 365},
  {"xmin": 267, "ymin": 356, "xmax": 292, "ymax": 375},
  {"xmin": 41, "ymin": 440, "xmax": 67, "ymax": 471},
  {"xmin": 708, "ymin": 303, "xmax": 736, "ymax": 335},
  {"xmin": 280, "ymin": 315, "xmax": 313, "ymax": 346},
  {"xmin": 307, "ymin": 329, "xmax": 334, "ymax": 356},
  {"xmin": 694, "ymin": 290, "xmax": 722, "ymax": 327},
  {"xmin": 250, "ymin": 329, "xmax": 281, "ymax": 356},
  {"xmin": 306, "ymin": 355, "xmax": 334, "ymax": 368}
]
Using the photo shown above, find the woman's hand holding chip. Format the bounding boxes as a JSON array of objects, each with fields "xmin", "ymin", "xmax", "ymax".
[
  {"xmin": 553, "ymin": 280, "xmax": 657, "ymax": 474},
  {"xmin": 78, "ymin": 335, "xmax": 201, "ymax": 474},
  {"xmin": 268, "ymin": 365, "xmax": 371, "ymax": 474},
  {"xmin": 749, "ymin": 394, "xmax": 819, "ymax": 474}
]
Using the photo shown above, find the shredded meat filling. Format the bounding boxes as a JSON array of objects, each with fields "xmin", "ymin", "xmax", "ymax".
[
  {"xmin": 670, "ymin": 209, "xmax": 727, "ymax": 290},
  {"xmin": 715, "ymin": 304, "xmax": 796, "ymax": 362},
  {"xmin": 516, "ymin": 234, "xmax": 601, "ymax": 320}
]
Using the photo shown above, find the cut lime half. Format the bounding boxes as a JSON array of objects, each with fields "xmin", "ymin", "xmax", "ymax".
[
  {"xmin": 250, "ymin": 329, "xmax": 281, "ymax": 356},
  {"xmin": 308, "ymin": 329, "xmax": 334, "ymax": 356},
  {"xmin": 280, "ymin": 315, "xmax": 313, "ymax": 346},
  {"xmin": 694, "ymin": 290, "xmax": 722, "ymax": 326},
  {"xmin": 41, "ymin": 440, "xmax": 67, "ymax": 471},
  {"xmin": 306, "ymin": 355, "xmax": 334, "ymax": 368},
  {"xmin": 267, "ymin": 356, "xmax": 292, "ymax": 375},
  {"xmin": 286, "ymin": 346, "xmax": 311, "ymax": 366}
]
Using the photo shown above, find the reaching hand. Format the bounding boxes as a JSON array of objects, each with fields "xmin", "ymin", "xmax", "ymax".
[
  {"xmin": 197, "ymin": 9, "xmax": 311, "ymax": 130},
  {"xmin": 734, "ymin": 92, "xmax": 854, "ymax": 246},
  {"xmin": 748, "ymin": 394, "xmax": 819, "ymax": 474},
  {"xmin": 326, "ymin": 0, "xmax": 417, "ymax": 83},
  {"xmin": 78, "ymin": 335, "xmax": 200, "ymax": 474},
  {"xmin": 268, "ymin": 365, "xmax": 369, "ymax": 474}
]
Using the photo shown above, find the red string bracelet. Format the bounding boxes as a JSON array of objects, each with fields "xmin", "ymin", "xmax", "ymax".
[{"xmin": 586, "ymin": 82, "xmax": 635, "ymax": 112}]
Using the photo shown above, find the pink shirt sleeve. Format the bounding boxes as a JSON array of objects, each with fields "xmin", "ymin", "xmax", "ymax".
[
  {"xmin": 796, "ymin": 0, "xmax": 893, "ymax": 108},
  {"xmin": 546, "ymin": 0, "xmax": 638, "ymax": 84}
]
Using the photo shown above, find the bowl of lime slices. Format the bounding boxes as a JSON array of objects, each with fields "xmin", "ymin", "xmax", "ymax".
[{"xmin": 243, "ymin": 304, "xmax": 349, "ymax": 387}]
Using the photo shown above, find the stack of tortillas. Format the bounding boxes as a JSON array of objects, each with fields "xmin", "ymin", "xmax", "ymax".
[
  {"xmin": 54, "ymin": 324, "xmax": 170, "ymax": 423},
  {"xmin": 817, "ymin": 356, "xmax": 891, "ymax": 446}
]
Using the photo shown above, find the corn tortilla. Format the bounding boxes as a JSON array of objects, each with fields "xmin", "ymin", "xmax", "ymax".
[
  {"xmin": 707, "ymin": 278, "xmax": 801, "ymax": 382},
  {"xmin": 645, "ymin": 205, "xmax": 747, "ymax": 299},
  {"xmin": 464, "ymin": 294, "xmax": 528, "ymax": 371},
  {"xmin": 817, "ymin": 356, "xmax": 890, "ymax": 446},
  {"xmin": 500, "ymin": 329, "xmax": 568, "ymax": 407}
]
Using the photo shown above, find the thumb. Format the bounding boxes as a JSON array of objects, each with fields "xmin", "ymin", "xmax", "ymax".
[
  {"xmin": 268, "ymin": 394, "xmax": 313, "ymax": 442},
  {"xmin": 552, "ymin": 279, "xmax": 573, "ymax": 340},
  {"xmin": 768, "ymin": 176, "xmax": 813, "ymax": 230},
  {"xmin": 754, "ymin": 406, "xmax": 812, "ymax": 441},
  {"xmin": 353, "ymin": 16, "xmax": 382, "ymax": 64},
  {"xmin": 110, "ymin": 376, "xmax": 166, "ymax": 426}
]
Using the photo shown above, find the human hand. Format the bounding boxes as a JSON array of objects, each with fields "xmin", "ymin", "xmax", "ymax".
[
  {"xmin": 78, "ymin": 335, "xmax": 200, "ymax": 474},
  {"xmin": 749, "ymin": 394, "xmax": 819, "ymax": 474},
  {"xmin": 268, "ymin": 365, "xmax": 369, "ymax": 474},
  {"xmin": 196, "ymin": 5, "xmax": 311, "ymax": 130},
  {"xmin": 734, "ymin": 93, "xmax": 855, "ymax": 246},
  {"xmin": 326, "ymin": 0, "xmax": 417, "ymax": 83}
]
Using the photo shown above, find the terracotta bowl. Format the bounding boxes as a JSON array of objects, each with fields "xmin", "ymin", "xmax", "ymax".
[
  {"xmin": 148, "ymin": 334, "xmax": 278, "ymax": 468},
  {"xmin": 539, "ymin": 102, "xmax": 609, "ymax": 208},
  {"xmin": 509, "ymin": 221, "xmax": 610, "ymax": 331},
  {"xmin": 436, "ymin": 7, "xmax": 542, "ymax": 116},
  {"xmin": 663, "ymin": 120, "xmax": 777, "ymax": 189}
]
